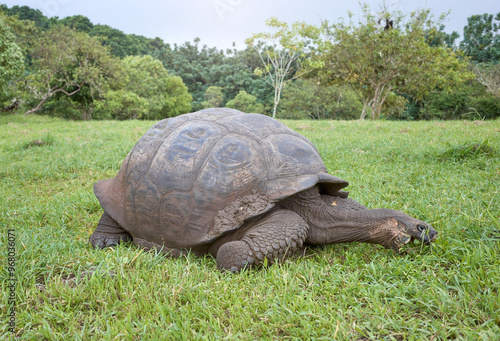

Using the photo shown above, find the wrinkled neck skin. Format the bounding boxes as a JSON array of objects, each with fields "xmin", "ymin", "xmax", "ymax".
[{"xmin": 277, "ymin": 186, "xmax": 419, "ymax": 249}]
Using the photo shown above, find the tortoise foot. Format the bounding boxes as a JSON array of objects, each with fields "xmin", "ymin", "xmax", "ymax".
[
  {"xmin": 90, "ymin": 232, "xmax": 132, "ymax": 249},
  {"xmin": 90, "ymin": 211, "xmax": 132, "ymax": 249}
]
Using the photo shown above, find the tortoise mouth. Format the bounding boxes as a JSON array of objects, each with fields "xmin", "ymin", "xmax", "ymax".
[{"xmin": 411, "ymin": 233, "xmax": 438, "ymax": 245}]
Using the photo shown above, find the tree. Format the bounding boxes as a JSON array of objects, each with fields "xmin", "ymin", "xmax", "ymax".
[
  {"xmin": 158, "ymin": 39, "xmax": 226, "ymax": 110},
  {"xmin": 202, "ymin": 86, "xmax": 224, "ymax": 108},
  {"xmin": 246, "ymin": 17, "xmax": 316, "ymax": 118},
  {"xmin": 211, "ymin": 46, "xmax": 273, "ymax": 112},
  {"xmin": 460, "ymin": 13, "xmax": 500, "ymax": 63},
  {"xmin": 59, "ymin": 15, "xmax": 94, "ymax": 32},
  {"xmin": 23, "ymin": 26, "xmax": 121, "ymax": 120},
  {"xmin": 0, "ymin": 7, "xmax": 41, "ymax": 67},
  {"xmin": 0, "ymin": 5, "xmax": 50, "ymax": 29},
  {"xmin": 280, "ymin": 79, "xmax": 361, "ymax": 120},
  {"xmin": 309, "ymin": 6, "xmax": 472, "ymax": 119},
  {"xmin": 95, "ymin": 90, "xmax": 148, "ymax": 120},
  {"xmin": 0, "ymin": 18, "xmax": 24, "ymax": 107},
  {"xmin": 226, "ymin": 90, "xmax": 264, "ymax": 113},
  {"xmin": 472, "ymin": 63, "xmax": 500, "ymax": 97},
  {"xmin": 120, "ymin": 55, "xmax": 191, "ymax": 119},
  {"xmin": 426, "ymin": 24, "xmax": 459, "ymax": 48}
]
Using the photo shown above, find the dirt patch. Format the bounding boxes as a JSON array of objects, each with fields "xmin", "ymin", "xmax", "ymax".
[
  {"xmin": 27, "ymin": 140, "xmax": 49, "ymax": 147},
  {"xmin": 23, "ymin": 134, "xmax": 54, "ymax": 149}
]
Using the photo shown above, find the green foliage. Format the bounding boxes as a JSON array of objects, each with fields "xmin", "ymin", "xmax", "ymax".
[
  {"xmin": 246, "ymin": 17, "xmax": 318, "ymax": 118},
  {"xmin": 460, "ymin": 12, "xmax": 500, "ymax": 63},
  {"xmin": 225, "ymin": 90, "xmax": 264, "ymax": 113},
  {"xmin": 0, "ymin": 7, "xmax": 40, "ymax": 70},
  {"xmin": 309, "ymin": 5, "xmax": 473, "ymax": 119},
  {"xmin": 58, "ymin": 15, "xmax": 94, "ymax": 32},
  {"xmin": 0, "ymin": 18, "xmax": 24, "ymax": 103},
  {"xmin": 117, "ymin": 55, "xmax": 191, "ymax": 119},
  {"xmin": 95, "ymin": 90, "xmax": 149, "ymax": 120},
  {"xmin": 467, "ymin": 94, "xmax": 500, "ymax": 119},
  {"xmin": 472, "ymin": 62, "xmax": 500, "ymax": 97},
  {"xmin": 426, "ymin": 24, "xmax": 460, "ymax": 48},
  {"xmin": 158, "ymin": 41, "xmax": 272, "ymax": 112},
  {"xmin": 202, "ymin": 86, "xmax": 224, "ymax": 108},
  {"xmin": 2, "ymin": 3, "xmax": 500, "ymax": 121},
  {"xmin": 1, "ymin": 117, "xmax": 499, "ymax": 339},
  {"xmin": 158, "ymin": 39, "xmax": 225, "ymax": 110},
  {"xmin": 23, "ymin": 25, "xmax": 122, "ymax": 120},
  {"xmin": 0, "ymin": 4, "xmax": 51, "ymax": 29},
  {"xmin": 37, "ymin": 97, "xmax": 80, "ymax": 120},
  {"xmin": 280, "ymin": 79, "xmax": 361, "ymax": 119},
  {"xmin": 89, "ymin": 25, "xmax": 157, "ymax": 58},
  {"xmin": 419, "ymin": 81, "xmax": 500, "ymax": 120},
  {"xmin": 212, "ymin": 47, "xmax": 273, "ymax": 112}
]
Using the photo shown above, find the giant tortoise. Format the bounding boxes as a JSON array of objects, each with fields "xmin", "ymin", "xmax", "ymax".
[{"xmin": 90, "ymin": 108, "xmax": 437, "ymax": 271}]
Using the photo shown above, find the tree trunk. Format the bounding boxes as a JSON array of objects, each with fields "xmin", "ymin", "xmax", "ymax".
[
  {"xmin": 272, "ymin": 103, "xmax": 278, "ymax": 118},
  {"xmin": 25, "ymin": 86, "xmax": 83, "ymax": 115},
  {"xmin": 359, "ymin": 98, "xmax": 372, "ymax": 120},
  {"xmin": 25, "ymin": 97, "xmax": 49, "ymax": 115},
  {"xmin": 81, "ymin": 110, "xmax": 92, "ymax": 121},
  {"xmin": 272, "ymin": 78, "xmax": 282, "ymax": 118},
  {"xmin": 371, "ymin": 87, "xmax": 391, "ymax": 120}
]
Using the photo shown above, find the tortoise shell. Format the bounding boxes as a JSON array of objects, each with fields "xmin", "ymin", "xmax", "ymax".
[{"xmin": 94, "ymin": 108, "xmax": 348, "ymax": 248}]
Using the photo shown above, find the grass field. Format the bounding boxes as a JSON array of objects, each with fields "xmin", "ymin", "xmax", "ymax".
[{"xmin": 1, "ymin": 114, "xmax": 499, "ymax": 340}]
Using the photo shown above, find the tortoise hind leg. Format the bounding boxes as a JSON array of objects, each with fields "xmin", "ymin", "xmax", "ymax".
[
  {"xmin": 90, "ymin": 211, "xmax": 132, "ymax": 248},
  {"xmin": 216, "ymin": 209, "xmax": 309, "ymax": 272}
]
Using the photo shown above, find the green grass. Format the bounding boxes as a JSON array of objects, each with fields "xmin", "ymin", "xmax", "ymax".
[{"xmin": 1, "ymin": 115, "xmax": 499, "ymax": 340}]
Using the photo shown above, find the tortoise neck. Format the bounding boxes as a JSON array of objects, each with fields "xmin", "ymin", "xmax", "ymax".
[{"xmin": 278, "ymin": 187, "xmax": 402, "ymax": 247}]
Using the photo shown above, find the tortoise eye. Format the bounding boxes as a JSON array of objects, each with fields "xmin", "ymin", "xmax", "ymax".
[{"xmin": 417, "ymin": 225, "xmax": 427, "ymax": 233}]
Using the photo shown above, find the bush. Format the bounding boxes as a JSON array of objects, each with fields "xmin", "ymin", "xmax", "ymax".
[
  {"xmin": 280, "ymin": 80, "xmax": 362, "ymax": 120},
  {"xmin": 226, "ymin": 90, "xmax": 264, "ymax": 113},
  {"xmin": 406, "ymin": 80, "xmax": 500, "ymax": 120},
  {"xmin": 94, "ymin": 90, "xmax": 148, "ymax": 120},
  {"xmin": 468, "ymin": 94, "xmax": 500, "ymax": 119}
]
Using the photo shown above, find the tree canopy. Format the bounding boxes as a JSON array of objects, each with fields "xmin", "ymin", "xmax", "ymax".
[
  {"xmin": 0, "ymin": 18, "xmax": 24, "ymax": 105},
  {"xmin": 23, "ymin": 25, "xmax": 121, "ymax": 120},
  {"xmin": 0, "ymin": 3, "xmax": 498, "ymax": 120},
  {"xmin": 460, "ymin": 12, "xmax": 500, "ymax": 63},
  {"xmin": 307, "ymin": 6, "xmax": 473, "ymax": 119},
  {"xmin": 226, "ymin": 90, "xmax": 264, "ymax": 113},
  {"xmin": 246, "ymin": 17, "xmax": 317, "ymax": 118}
]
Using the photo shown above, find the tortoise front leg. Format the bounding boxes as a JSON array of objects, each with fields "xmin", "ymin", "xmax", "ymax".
[
  {"xmin": 90, "ymin": 211, "xmax": 132, "ymax": 248},
  {"xmin": 215, "ymin": 209, "xmax": 309, "ymax": 272}
]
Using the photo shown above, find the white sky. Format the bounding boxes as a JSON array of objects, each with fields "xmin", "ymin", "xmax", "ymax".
[{"xmin": 2, "ymin": 0, "xmax": 499, "ymax": 49}]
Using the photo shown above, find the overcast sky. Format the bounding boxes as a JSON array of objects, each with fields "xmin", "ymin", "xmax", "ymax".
[{"xmin": 2, "ymin": 0, "xmax": 499, "ymax": 49}]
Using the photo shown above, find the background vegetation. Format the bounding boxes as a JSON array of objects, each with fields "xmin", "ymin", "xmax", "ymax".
[
  {"xmin": 0, "ymin": 116, "xmax": 498, "ymax": 339},
  {"xmin": 0, "ymin": 4, "xmax": 499, "ymax": 120}
]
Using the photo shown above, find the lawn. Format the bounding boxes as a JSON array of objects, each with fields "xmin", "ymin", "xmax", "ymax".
[{"xmin": 1, "ymin": 114, "xmax": 499, "ymax": 340}]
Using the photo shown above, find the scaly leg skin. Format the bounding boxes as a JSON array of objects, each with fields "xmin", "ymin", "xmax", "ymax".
[
  {"xmin": 279, "ymin": 187, "xmax": 437, "ymax": 252},
  {"xmin": 89, "ymin": 211, "xmax": 132, "ymax": 248},
  {"xmin": 216, "ymin": 209, "xmax": 309, "ymax": 272}
]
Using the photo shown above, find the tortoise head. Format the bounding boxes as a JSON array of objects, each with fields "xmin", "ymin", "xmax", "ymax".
[{"xmin": 397, "ymin": 216, "xmax": 438, "ymax": 245}]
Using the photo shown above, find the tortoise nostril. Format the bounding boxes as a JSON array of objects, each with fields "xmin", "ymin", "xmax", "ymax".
[{"xmin": 417, "ymin": 225, "xmax": 427, "ymax": 233}]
